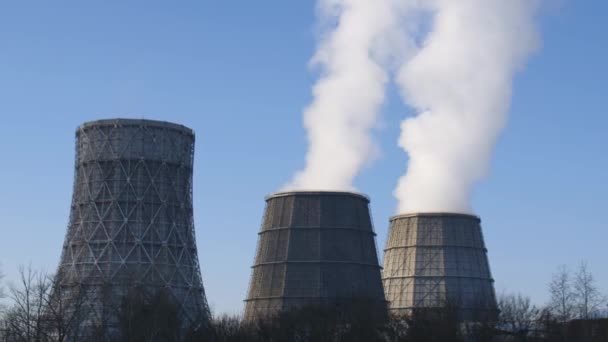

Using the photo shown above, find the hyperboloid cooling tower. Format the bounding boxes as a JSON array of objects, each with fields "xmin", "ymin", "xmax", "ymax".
[
  {"xmin": 55, "ymin": 119, "xmax": 209, "ymax": 332},
  {"xmin": 244, "ymin": 191, "xmax": 387, "ymax": 321},
  {"xmin": 382, "ymin": 213, "xmax": 497, "ymax": 320}
]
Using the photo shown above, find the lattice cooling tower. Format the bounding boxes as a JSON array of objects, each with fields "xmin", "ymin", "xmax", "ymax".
[
  {"xmin": 244, "ymin": 191, "xmax": 386, "ymax": 321},
  {"xmin": 382, "ymin": 213, "xmax": 497, "ymax": 320},
  {"xmin": 55, "ymin": 119, "xmax": 210, "ymax": 331}
]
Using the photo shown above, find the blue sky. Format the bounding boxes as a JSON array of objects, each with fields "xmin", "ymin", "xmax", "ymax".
[{"xmin": 0, "ymin": 1, "xmax": 606, "ymax": 315}]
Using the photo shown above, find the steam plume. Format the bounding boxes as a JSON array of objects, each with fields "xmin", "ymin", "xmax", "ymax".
[
  {"xmin": 286, "ymin": 0, "xmax": 400, "ymax": 191},
  {"xmin": 395, "ymin": 0, "xmax": 540, "ymax": 213}
]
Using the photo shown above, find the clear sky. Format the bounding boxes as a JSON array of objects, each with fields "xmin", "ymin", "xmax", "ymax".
[{"xmin": 0, "ymin": 1, "xmax": 606, "ymax": 315}]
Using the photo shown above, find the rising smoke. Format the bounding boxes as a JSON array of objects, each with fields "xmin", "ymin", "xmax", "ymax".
[
  {"xmin": 287, "ymin": 0, "xmax": 540, "ymax": 214},
  {"xmin": 285, "ymin": 0, "xmax": 402, "ymax": 191},
  {"xmin": 395, "ymin": 0, "xmax": 540, "ymax": 213}
]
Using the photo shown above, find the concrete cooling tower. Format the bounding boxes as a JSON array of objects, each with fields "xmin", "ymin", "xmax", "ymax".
[
  {"xmin": 54, "ymin": 119, "xmax": 210, "ymax": 333},
  {"xmin": 244, "ymin": 191, "xmax": 387, "ymax": 321},
  {"xmin": 382, "ymin": 213, "xmax": 497, "ymax": 320}
]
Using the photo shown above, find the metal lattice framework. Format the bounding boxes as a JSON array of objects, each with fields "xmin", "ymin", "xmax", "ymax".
[
  {"xmin": 382, "ymin": 213, "xmax": 497, "ymax": 320},
  {"xmin": 244, "ymin": 191, "xmax": 387, "ymax": 321},
  {"xmin": 55, "ymin": 119, "xmax": 210, "ymax": 331}
]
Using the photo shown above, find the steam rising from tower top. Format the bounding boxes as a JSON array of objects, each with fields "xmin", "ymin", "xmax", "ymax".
[
  {"xmin": 395, "ymin": 0, "xmax": 540, "ymax": 214},
  {"xmin": 287, "ymin": 0, "xmax": 541, "ymax": 214},
  {"xmin": 285, "ymin": 0, "xmax": 399, "ymax": 191}
]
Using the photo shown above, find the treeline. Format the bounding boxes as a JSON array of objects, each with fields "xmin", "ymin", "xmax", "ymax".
[{"xmin": 0, "ymin": 262, "xmax": 606, "ymax": 342}]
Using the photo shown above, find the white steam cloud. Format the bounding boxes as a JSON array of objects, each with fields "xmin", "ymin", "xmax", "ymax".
[
  {"xmin": 395, "ymin": 0, "xmax": 540, "ymax": 213},
  {"xmin": 285, "ymin": 0, "xmax": 401, "ymax": 191},
  {"xmin": 287, "ymin": 0, "xmax": 540, "ymax": 214}
]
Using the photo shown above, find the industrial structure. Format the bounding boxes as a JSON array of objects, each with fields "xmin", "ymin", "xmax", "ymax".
[
  {"xmin": 244, "ymin": 191, "xmax": 386, "ymax": 321},
  {"xmin": 382, "ymin": 213, "xmax": 497, "ymax": 320},
  {"xmin": 54, "ymin": 119, "xmax": 210, "ymax": 334}
]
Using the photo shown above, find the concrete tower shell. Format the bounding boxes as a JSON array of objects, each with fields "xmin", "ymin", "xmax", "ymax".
[
  {"xmin": 244, "ymin": 191, "xmax": 387, "ymax": 321},
  {"xmin": 382, "ymin": 213, "xmax": 497, "ymax": 319},
  {"xmin": 55, "ymin": 119, "xmax": 210, "ymax": 329}
]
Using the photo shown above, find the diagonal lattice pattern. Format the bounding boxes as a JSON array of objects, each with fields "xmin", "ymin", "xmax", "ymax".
[
  {"xmin": 55, "ymin": 119, "xmax": 209, "ymax": 331},
  {"xmin": 382, "ymin": 213, "xmax": 497, "ymax": 320}
]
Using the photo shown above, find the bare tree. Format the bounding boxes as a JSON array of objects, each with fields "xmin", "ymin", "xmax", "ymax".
[
  {"xmin": 573, "ymin": 261, "xmax": 606, "ymax": 319},
  {"xmin": 1, "ymin": 264, "xmax": 7, "ymax": 341},
  {"xmin": 4, "ymin": 265, "xmax": 49, "ymax": 342},
  {"xmin": 0, "ymin": 264, "xmax": 5, "ymax": 300},
  {"xmin": 0, "ymin": 263, "xmax": 7, "ymax": 316},
  {"xmin": 497, "ymin": 293, "xmax": 541, "ymax": 340},
  {"xmin": 548, "ymin": 265, "xmax": 575, "ymax": 324},
  {"xmin": 2, "ymin": 265, "xmax": 88, "ymax": 342},
  {"xmin": 42, "ymin": 279, "xmax": 89, "ymax": 342},
  {"xmin": 117, "ymin": 287, "xmax": 181, "ymax": 342}
]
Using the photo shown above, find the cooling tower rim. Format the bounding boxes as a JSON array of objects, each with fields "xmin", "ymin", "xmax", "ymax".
[
  {"xmin": 266, "ymin": 190, "xmax": 370, "ymax": 202},
  {"xmin": 390, "ymin": 212, "xmax": 480, "ymax": 221},
  {"xmin": 77, "ymin": 118, "xmax": 194, "ymax": 136}
]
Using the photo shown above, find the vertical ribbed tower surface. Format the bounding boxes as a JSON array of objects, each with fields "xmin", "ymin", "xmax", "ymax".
[
  {"xmin": 382, "ymin": 213, "xmax": 497, "ymax": 320},
  {"xmin": 55, "ymin": 119, "xmax": 210, "ymax": 330},
  {"xmin": 244, "ymin": 191, "xmax": 387, "ymax": 321}
]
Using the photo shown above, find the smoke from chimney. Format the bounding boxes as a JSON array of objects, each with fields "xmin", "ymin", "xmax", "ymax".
[
  {"xmin": 394, "ymin": 0, "xmax": 541, "ymax": 214},
  {"xmin": 285, "ymin": 0, "xmax": 541, "ymax": 214},
  {"xmin": 285, "ymin": 0, "xmax": 401, "ymax": 191}
]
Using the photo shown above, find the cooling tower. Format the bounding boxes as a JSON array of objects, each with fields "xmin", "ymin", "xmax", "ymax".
[
  {"xmin": 382, "ymin": 213, "xmax": 497, "ymax": 320},
  {"xmin": 244, "ymin": 191, "xmax": 387, "ymax": 321},
  {"xmin": 54, "ymin": 119, "xmax": 210, "ymax": 333}
]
